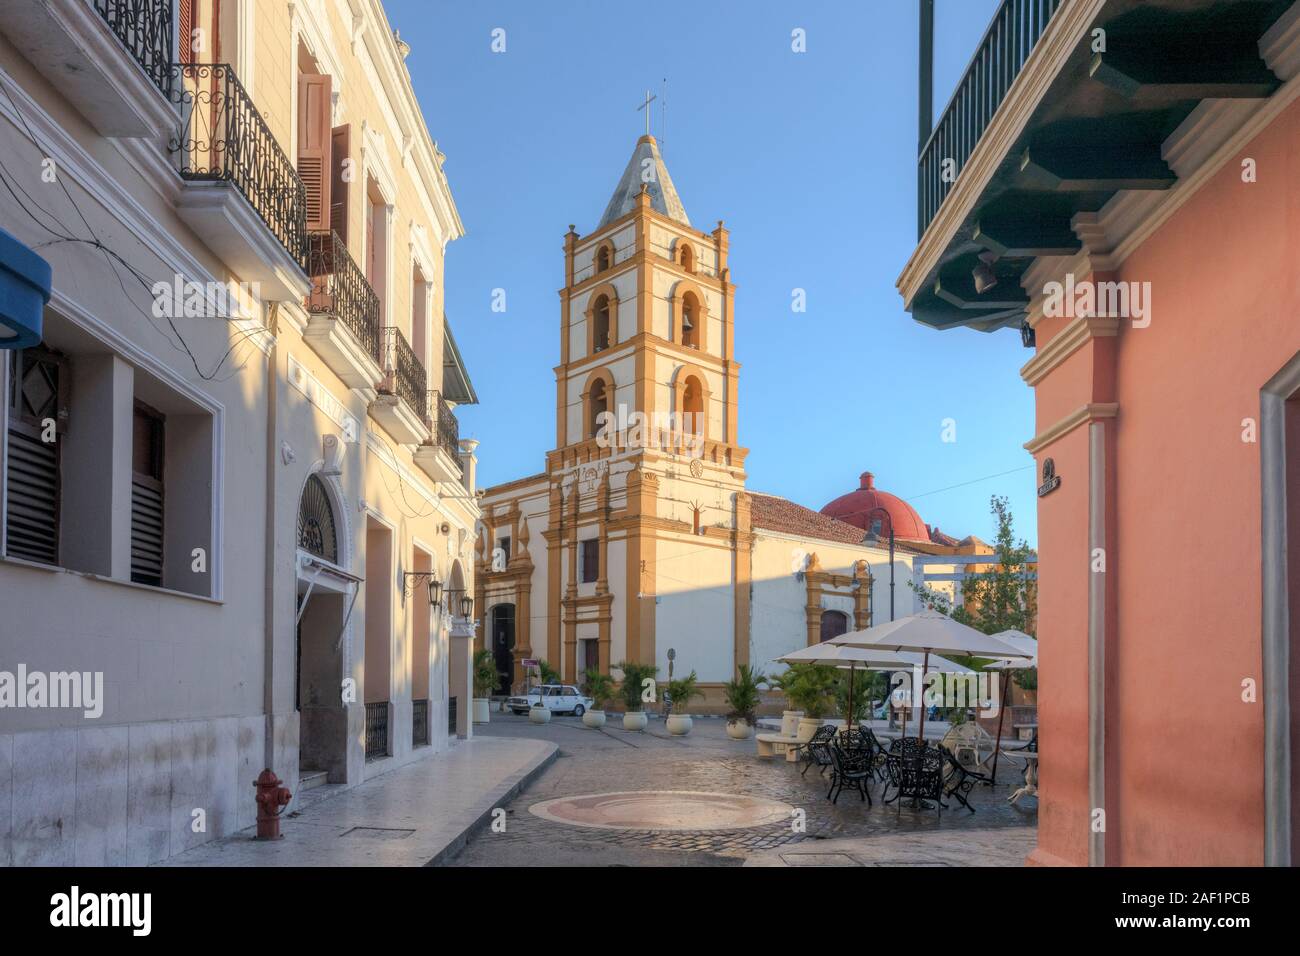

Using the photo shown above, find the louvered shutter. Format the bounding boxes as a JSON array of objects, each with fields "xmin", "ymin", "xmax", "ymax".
[
  {"xmin": 5, "ymin": 348, "xmax": 64, "ymax": 565},
  {"xmin": 130, "ymin": 403, "xmax": 165, "ymax": 587},
  {"xmin": 330, "ymin": 124, "xmax": 350, "ymax": 243},
  {"xmin": 179, "ymin": 0, "xmax": 195, "ymax": 58},
  {"xmin": 297, "ymin": 73, "xmax": 333, "ymax": 232}
]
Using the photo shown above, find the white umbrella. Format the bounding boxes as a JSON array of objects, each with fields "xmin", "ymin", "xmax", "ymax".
[
  {"xmin": 981, "ymin": 629, "xmax": 1037, "ymax": 782},
  {"xmin": 829, "ymin": 610, "xmax": 1032, "ymax": 741},
  {"xmin": 775, "ymin": 643, "xmax": 972, "ymax": 735},
  {"xmin": 984, "ymin": 629, "xmax": 1038, "ymax": 669}
]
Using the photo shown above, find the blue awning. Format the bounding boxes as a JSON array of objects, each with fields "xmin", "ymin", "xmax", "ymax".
[{"xmin": 0, "ymin": 228, "xmax": 51, "ymax": 349}]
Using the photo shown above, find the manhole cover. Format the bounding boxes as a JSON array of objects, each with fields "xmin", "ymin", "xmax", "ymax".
[
  {"xmin": 529, "ymin": 791, "xmax": 794, "ymax": 831},
  {"xmin": 779, "ymin": 853, "xmax": 861, "ymax": 867}
]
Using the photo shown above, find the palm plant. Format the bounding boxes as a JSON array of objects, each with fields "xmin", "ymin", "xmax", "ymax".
[
  {"xmin": 472, "ymin": 649, "xmax": 498, "ymax": 698},
  {"xmin": 615, "ymin": 660, "xmax": 658, "ymax": 712},
  {"xmin": 780, "ymin": 663, "xmax": 837, "ymax": 719},
  {"xmin": 538, "ymin": 659, "xmax": 562, "ymax": 685},
  {"xmin": 723, "ymin": 664, "xmax": 767, "ymax": 724},
  {"xmin": 583, "ymin": 669, "xmax": 614, "ymax": 711},
  {"xmin": 666, "ymin": 670, "xmax": 702, "ymax": 715}
]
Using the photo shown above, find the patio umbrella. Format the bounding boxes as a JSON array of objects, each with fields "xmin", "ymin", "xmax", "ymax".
[
  {"xmin": 982, "ymin": 629, "xmax": 1037, "ymax": 783},
  {"xmin": 776, "ymin": 643, "xmax": 970, "ymax": 736},
  {"xmin": 829, "ymin": 611, "xmax": 1032, "ymax": 741}
]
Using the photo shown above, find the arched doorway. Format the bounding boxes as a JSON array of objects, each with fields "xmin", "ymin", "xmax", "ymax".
[
  {"xmin": 490, "ymin": 603, "xmax": 516, "ymax": 695},
  {"xmin": 820, "ymin": 610, "xmax": 850, "ymax": 642},
  {"xmin": 296, "ymin": 473, "xmax": 352, "ymax": 784}
]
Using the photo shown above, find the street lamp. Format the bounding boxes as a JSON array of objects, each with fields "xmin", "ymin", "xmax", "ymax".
[
  {"xmin": 459, "ymin": 593, "xmax": 474, "ymax": 619},
  {"xmin": 862, "ymin": 506, "xmax": 895, "ymax": 623}
]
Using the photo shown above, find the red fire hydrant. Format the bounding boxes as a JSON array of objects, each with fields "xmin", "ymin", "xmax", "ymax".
[{"xmin": 254, "ymin": 769, "xmax": 292, "ymax": 840}]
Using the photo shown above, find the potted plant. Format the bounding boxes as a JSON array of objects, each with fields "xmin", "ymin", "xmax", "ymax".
[
  {"xmin": 528, "ymin": 694, "xmax": 551, "ymax": 724},
  {"xmin": 615, "ymin": 660, "xmax": 657, "ymax": 731},
  {"xmin": 770, "ymin": 668, "xmax": 804, "ymax": 737},
  {"xmin": 723, "ymin": 664, "xmax": 766, "ymax": 739},
  {"xmin": 782, "ymin": 664, "xmax": 837, "ymax": 741},
  {"xmin": 665, "ymin": 670, "xmax": 702, "ymax": 736},
  {"xmin": 472, "ymin": 649, "xmax": 497, "ymax": 724},
  {"xmin": 582, "ymin": 669, "xmax": 613, "ymax": 728},
  {"xmin": 538, "ymin": 659, "xmax": 562, "ymax": 686}
]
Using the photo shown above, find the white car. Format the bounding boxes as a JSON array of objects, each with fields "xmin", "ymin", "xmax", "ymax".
[{"xmin": 507, "ymin": 684, "xmax": 593, "ymax": 717}]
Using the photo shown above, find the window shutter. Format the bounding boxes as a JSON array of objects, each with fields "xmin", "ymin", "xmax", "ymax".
[
  {"xmin": 179, "ymin": 0, "xmax": 195, "ymax": 59},
  {"xmin": 130, "ymin": 402, "xmax": 165, "ymax": 587},
  {"xmin": 330, "ymin": 124, "xmax": 350, "ymax": 242},
  {"xmin": 6, "ymin": 348, "xmax": 65, "ymax": 565},
  {"xmin": 297, "ymin": 73, "xmax": 333, "ymax": 232}
]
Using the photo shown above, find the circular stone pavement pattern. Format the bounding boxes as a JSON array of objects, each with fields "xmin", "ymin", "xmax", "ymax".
[{"xmin": 529, "ymin": 790, "xmax": 795, "ymax": 832}]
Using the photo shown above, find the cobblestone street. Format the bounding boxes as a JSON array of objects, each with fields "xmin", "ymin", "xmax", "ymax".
[{"xmin": 445, "ymin": 715, "xmax": 1037, "ymax": 867}]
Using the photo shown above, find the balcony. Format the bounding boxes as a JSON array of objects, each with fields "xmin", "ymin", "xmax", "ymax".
[
  {"xmin": 301, "ymin": 230, "xmax": 384, "ymax": 392},
  {"xmin": 414, "ymin": 389, "xmax": 464, "ymax": 485},
  {"xmin": 167, "ymin": 63, "xmax": 310, "ymax": 301},
  {"xmin": 369, "ymin": 327, "xmax": 429, "ymax": 445},
  {"xmin": 901, "ymin": 0, "xmax": 1290, "ymax": 334},
  {"xmin": 918, "ymin": 0, "xmax": 1064, "ymax": 237},
  {"xmin": 3, "ymin": 0, "xmax": 176, "ymax": 137}
]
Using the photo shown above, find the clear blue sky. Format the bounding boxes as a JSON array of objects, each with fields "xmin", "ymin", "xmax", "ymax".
[{"xmin": 393, "ymin": 0, "xmax": 1037, "ymax": 547}]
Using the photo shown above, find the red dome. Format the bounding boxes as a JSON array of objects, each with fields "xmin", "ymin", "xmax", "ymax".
[{"xmin": 820, "ymin": 472, "xmax": 930, "ymax": 541}]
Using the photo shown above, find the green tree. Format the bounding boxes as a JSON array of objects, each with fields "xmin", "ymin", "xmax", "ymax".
[
  {"xmin": 909, "ymin": 495, "xmax": 1038, "ymax": 708},
  {"xmin": 910, "ymin": 494, "xmax": 1037, "ymax": 638}
]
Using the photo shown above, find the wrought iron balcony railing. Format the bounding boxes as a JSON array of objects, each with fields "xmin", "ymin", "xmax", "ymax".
[
  {"xmin": 918, "ymin": 0, "xmax": 1063, "ymax": 236},
  {"xmin": 167, "ymin": 63, "xmax": 308, "ymax": 270},
  {"xmin": 382, "ymin": 327, "xmax": 427, "ymax": 421},
  {"xmin": 305, "ymin": 230, "xmax": 382, "ymax": 364},
  {"xmin": 425, "ymin": 389, "xmax": 463, "ymax": 477},
  {"xmin": 93, "ymin": 0, "xmax": 173, "ymax": 97}
]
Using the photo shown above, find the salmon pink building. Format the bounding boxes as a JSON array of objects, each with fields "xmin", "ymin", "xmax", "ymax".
[{"xmin": 901, "ymin": 0, "xmax": 1300, "ymax": 865}]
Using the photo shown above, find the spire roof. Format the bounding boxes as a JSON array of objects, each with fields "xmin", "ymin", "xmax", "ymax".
[{"xmin": 596, "ymin": 135, "xmax": 690, "ymax": 230}]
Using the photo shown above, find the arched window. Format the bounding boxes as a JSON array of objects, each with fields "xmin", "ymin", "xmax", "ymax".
[
  {"xmin": 682, "ymin": 376, "xmax": 704, "ymax": 436},
  {"xmin": 297, "ymin": 474, "xmax": 338, "ymax": 563},
  {"xmin": 678, "ymin": 242, "xmax": 695, "ymax": 273},
  {"xmin": 592, "ymin": 294, "xmax": 611, "ymax": 352},
  {"xmin": 588, "ymin": 379, "xmax": 608, "ymax": 439},
  {"xmin": 596, "ymin": 244, "xmax": 612, "ymax": 273},
  {"xmin": 820, "ymin": 610, "xmax": 850, "ymax": 642},
  {"xmin": 681, "ymin": 291, "xmax": 699, "ymax": 349}
]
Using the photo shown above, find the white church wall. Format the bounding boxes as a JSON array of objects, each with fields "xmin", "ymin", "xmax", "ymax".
[
  {"xmin": 653, "ymin": 536, "xmax": 735, "ymax": 682},
  {"xmin": 749, "ymin": 531, "xmax": 921, "ymax": 674}
]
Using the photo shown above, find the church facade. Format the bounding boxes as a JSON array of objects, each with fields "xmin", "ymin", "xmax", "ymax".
[{"xmin": 477, "ymin": 136, "xmax": 978, "ymax": 710}]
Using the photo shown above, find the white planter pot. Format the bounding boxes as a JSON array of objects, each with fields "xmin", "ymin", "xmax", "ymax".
[
  {"xmin": 582, "ymin": 710, "xmax": 607, "ymax": 729},
  {"xmin": 472, "ymin": 698, "xmax": 491, "ymax": 724},
  {"xmin": 796, "ymin": 717, "xmax": 822, "ymax": 742},
  {"xmin": 726, "ymin": 719, "xmax": 754, "ymax": 740},
  {"xmin": 529, "ymin": 706, "xmax": 551, "ymax": 724},
  {"xmin": 622, "ymin": 711, "xmax": 648, "ymax": 732},
  {"xmin": 666, "ymin": 715, "xmax": 693, "ymax": 736},
  {"xmin": 780, "ymin": 710, "xmax": 805, "ymax": 737}
]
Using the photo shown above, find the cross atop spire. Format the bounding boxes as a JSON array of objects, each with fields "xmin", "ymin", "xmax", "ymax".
[{"xmin": 636, "ymin": 89, "xmax": 657, "ymax": 137}]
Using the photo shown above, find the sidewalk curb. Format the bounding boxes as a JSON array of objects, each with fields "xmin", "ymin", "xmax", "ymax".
[{"xmin": 425, "ymin": 740, "xmax": 559, "ymax": 866}]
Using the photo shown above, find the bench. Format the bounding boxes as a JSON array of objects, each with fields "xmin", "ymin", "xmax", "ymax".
[{"xmin": 756, "ymin": 733, "xmax": 804, "ymax": 761}]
